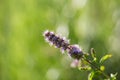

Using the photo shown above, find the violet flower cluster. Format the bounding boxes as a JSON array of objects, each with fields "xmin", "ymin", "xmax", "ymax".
[
  {"xmin": 43, "ymin": 30, "xmax": 117, "ymax": 80},
  {"xmin": 43, "ymin": 30, "xmax": 83, "ymax": 60}
]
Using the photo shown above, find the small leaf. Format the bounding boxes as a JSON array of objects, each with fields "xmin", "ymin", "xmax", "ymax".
[
  {"xmin": 93, "ymin": 57, "xmax": 97, "ymax": 62},
  {"xmin": 78, "ymin": 59, "xmax": 91, "ymax": 71},
  {"xmin": 100, "ymin": 54, "xmax": 112, "ymax": 63},
  {"xmin": 78, "ymin": 66, "xmax": 91, "ymax": 71},
  {"xmin": 100, "ymin": 65, "xmax": 105, "ymax": 71},
  {"xmin": 90, "ymin": 48, "xmax": 96, "ymax": 57},
  {"xmin": 91, "ymin": 48, "xmax": 96, "ymax": 54},
  {"xmin": 88, "ymin": 71, "xmax": 94, "ymax": 80},
  {"xmin": 90, "ymin": 48, "xmax": 97, "ymax": 61}
]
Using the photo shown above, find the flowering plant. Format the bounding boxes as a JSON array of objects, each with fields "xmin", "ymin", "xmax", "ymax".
[{"xmin": 43, "ymin": 30, "xmax": 117, "ymax": 80}]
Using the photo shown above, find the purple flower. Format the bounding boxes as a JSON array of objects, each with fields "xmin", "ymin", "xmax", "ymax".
[
  {"xmin": 43, "ymin": 30, "xmax": 83, "ymax": 60},
  {"xmin": 68, "ymin": 45, "xmax": 83, "ymax": 60},
  {"xmin": 43, "ymin": 30, "xmax": 70, "ymax": 52}
]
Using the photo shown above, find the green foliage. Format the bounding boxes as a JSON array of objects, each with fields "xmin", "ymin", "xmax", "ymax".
[
  {"xmin": 100, "ymin": 54, "xmax": 112, "ymax": 64},
  {"xmin": 78, "ymin": 48, "xmax": 117, "ymax": 80},
  {"xmin": 88, "ymin": 71, "xmax": 95, "ymax": 80}
]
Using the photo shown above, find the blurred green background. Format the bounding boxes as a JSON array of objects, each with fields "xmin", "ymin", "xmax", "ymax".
[{"xmin": 0, "ymin": 0, "xmax": 120, "ymax": 80}]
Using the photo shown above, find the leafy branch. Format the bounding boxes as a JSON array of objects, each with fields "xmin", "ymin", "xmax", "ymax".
[
  {"xmin": 43, "ymin": 30, "xmax": 117, "ymax": 80},
  {"xmin": 78, "ymin": 48, "xmax": 117, "ymax": 80}
]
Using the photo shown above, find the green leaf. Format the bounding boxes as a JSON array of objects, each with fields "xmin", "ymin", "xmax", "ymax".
[
  {"xmin": 78, "ymin": 66, "xmax": 91, "ymax": 71},
  {"xmin": 100, "ymin": 54, "xmax": 112, "ymax": 63},
  {"xmin": 100, "ymin": 65, "xmax": 105, "ymax": 71},
  {"xmin": 91, "ymin": 48, "xmax": 96, "ymax": 55},
  {"xmin": 90, "ymin": 48, "xmax": 97, "ymax": 61},
  {"xmin": 78, "ymin": 59, "xmax": 91, "ymax": 71},
  {"xmin": 88, "ymin": 71, "xmax": 94, "ymax": 80}
]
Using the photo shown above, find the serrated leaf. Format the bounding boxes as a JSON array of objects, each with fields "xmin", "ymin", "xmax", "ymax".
[
  {"xmin": 79, "ymin": 66, "xmax": 91, "ymax": 71},
  {"xmin": 100, "ymin": 54, "xmax": 112, "ymax": 63},
  {"xmin": 78, "ymin": 59, "xmax": 91, "ymax": 71},
  {"xmin": 88, "ymin": 72, "xmax": 94, "ymax": 80}
]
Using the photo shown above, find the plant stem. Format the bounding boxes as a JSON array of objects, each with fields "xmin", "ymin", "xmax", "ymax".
[{"xmin": 83, "ymin": 57, "xmax": 110, "ymax": 79}]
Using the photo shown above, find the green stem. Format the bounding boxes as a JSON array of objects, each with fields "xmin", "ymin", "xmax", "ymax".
[{"xmin": 83, "ymin": 57, "xmax": 110, "ymax": 79}]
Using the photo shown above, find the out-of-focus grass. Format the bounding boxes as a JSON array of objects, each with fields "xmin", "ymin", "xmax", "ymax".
[{"xmin": 0, "ymin": 0, "xmax": 120, "ymax": 80}]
